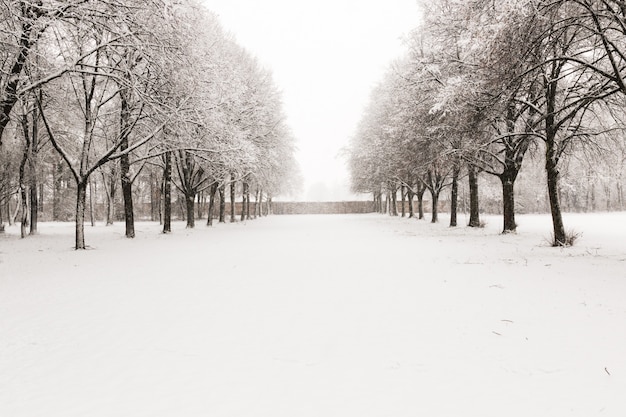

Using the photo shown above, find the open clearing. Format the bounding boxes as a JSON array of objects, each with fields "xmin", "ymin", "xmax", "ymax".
[{"xmin": 1, "ymin": 213, "xmax": 625, "ymax": 416}]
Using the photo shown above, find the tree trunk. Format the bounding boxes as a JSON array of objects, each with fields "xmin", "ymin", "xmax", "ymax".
[
  {"xmin": 163, "ymin": 151, "xmax": 172, "ymax": 234},
  {"xmin": 380, "ymin": 192, "xmax": 384, "ymax": 213},
  {"xmin": 120, "ymin": 151, "xmax": 134, "ymax": 238},
  {"xmin": 255, "ymin": 188, "xmax": 261, "ymax": 218},
  {"xmin": 219, "ymin": 184, "xmax": 226, "ymax": 223},
  {"xmin": 89, "ymin": 177, "xmax": 95, "ymax": 227},
  {"xmin": 241, "ymin": 181, "xmax": 248, "ymax": 222},
  {"xmin": 390, "ymin": 185, "xmax": 398, "ymax": 216},
  {"xmin": 543, "ymin": 64, "xmax": 567, "ymax": 245},
  {"xmin": 104, "ymin": 172, "xmax": 116, "ymax": 226},
  {"xmin": 19, "ymin": 186, "xmax": 28, "ymax": 239},
  {"xmin": 230, "ymin": 173, "xmax": 236, "ymax": 223},
  {"xmin": 400, "ymin": 185, "xmax": 406, "ymax": 217},
  {"xmin": 207, "ymin": 182, "xmax": 218, "ymax": 226},
  {"xmin": 430, "ymin": 189, "xmax": 439, "ymax": 223},
  {"xmin": 75, "ymin": 180, "xmax": 88, "ymax": 249},
  {"xmin": 150, "ymin": 170, "xmax": 161, "ymax": 222},
  {"xmin": 245, "ymin": 183, "xmax": 251, "ymax": 220},
  {"xmin": 407, "ymin": 186, "xmax": 415, "ymax": 218},
  {"xmin": 119, "ymin": 91, "xmax": 135, "ymax": 238},
  {"xmin": 546, "ymin": 144, "xmax": 566, "ymax": 245},
  {"xmin": 19, "ymin": 115, "xmax": 30, "ymax": 238},
  {"xmin": 53, "ymin": 160, "xmax": 62, "ymax": 221},
  {"xmin": 29, "ymin": 105, "xmax": 39, "ymax": 235},
  {"xmin": 197, "ymin": 193, "xmax": 203, "ymax": 220},
  {"xmin": 185, "ymin": 193, "xmax": 195, "ymax": 228},
  {"xmin": 417, "ymin": 184, "xmax": 426, "ymax": 220},
  {"xmin": 30, "ymin": 178, "xmax": 38, "ymax": 233},
  {"xmin": 150, "ymin": 170, "xmax": 156, "ymax": 221},
  {"xmin": 468, "ymin": 164, "xmax": 480, "ymax": 227},
  {"xmin": 449, "ymin": 167, "xmax": 459, "ymax": 227},
  {"xmin": 500, "ymin": 174, "xmax": 517, "ymax": 233}
]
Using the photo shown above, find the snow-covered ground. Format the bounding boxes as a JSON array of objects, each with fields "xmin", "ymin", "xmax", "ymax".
[{"xmin": 1, "ymin": 212, "xmax": 625, "ymax": 417}]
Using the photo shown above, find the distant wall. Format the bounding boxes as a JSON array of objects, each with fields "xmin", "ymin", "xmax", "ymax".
[{"xmin": 271, "ymin": 201, "xmax": 376, "ymax": 215}]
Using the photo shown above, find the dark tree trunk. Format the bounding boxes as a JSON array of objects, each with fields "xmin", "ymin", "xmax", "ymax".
[
  {"xmin": 468, "ymin": 164, "xmax": 480, "ymax": 227},
  {"xmin": 104, "ymin": 172, "xmax": 116, "ymax": 226},
  {"xmin": 407, "ymin": 186, "xmax": 415, "ymax": 218},
  {"xmin": 500, "ymin": 174, "xmax": 517, "ymax": 233},
  {"xmin": 150, "ymin": 170, "xmax": 158, "ymax": 221},
  {"xmin": 543, "ymin": 64, "xmax": 566, "ymax": 246},
  {"xmin": 385, "ymin": 191, "xmax": 391, "ymax": 216},
  {"xmin": 425, "ymin": 170, "xmax": 444, "ymax": 223},
  {"xmin": 29, "ymin": 180, "xmax": 37, "ymax": 233},
  {"xmin": 497, "ymin": 136, "xmax": 525, "ymax": 233},
  {"xmin": 89, "ymin": 177, "xmax": 95, "ymax": 227},
  {"xmin": 390, "ymin": 185, "xmax": 398, "ymax": 216},
  {"xmin": 430, "ymin": 189, "xmax": 439, "ymax": 223},
  {"xmin": 53, "ymin": 160, "xmax": 63, "ymax": 221},
  {"xmin": 119, "ymin": 91, "xmax": 135, "ymax": 238},
  {"xmin": 230, "ymin": 173, "xmax": 236, "ymax": 223},
  {"xmin": 380, "ymin": 190, "xmax": 385, "ymax": 214},
  {"xmin": 196, "ymin": 193, "xmax": 203, "ymax": 220},
  {"xmin": 163, "ymin": 151, "xmax": 172, "ymax": 234},
  {"xmin": 29, "ymin": 104, "xmax": 39, "ymax": 235},
  {"xmin": 417, "ymin": 186, "xmax": 425, "ymax": 220},
  {"xmin": 255, "ymin": 188, "xmax": 261, "ymax": 218},
  {"xmin": 19, "ymin": 113, "xmax": 30, "ymax": 238},
  {"xmin": 219, "ymin": 184, "xmax": 226, "ymax": 223},
  {"xmin": 245, "ymin": 183, "xmax": 251, "ymax": 220},
  {"xmin": 207, "ymin": 182, "xmax": 218, "ymax": 226},
  {"xmin": 546, "ymin": 143, "xmax": 566, "ymax": 245},
  {"xmin": 185, "ymin": 193, "xmax": 195, "ymax": 228},
  {"xmin": 75, "ymin": 180, "xmax": 88, "ymax": 249},
  {"xmin": 241, "ymin": 181, "xmax": 249, "ymax": 222},
  {"xmin": 400, "ymin": 185, "xmax": 406, "ymax": 217},
  {"xmin": 19, "ymin": 160, "xmax": 28, "ymax": 239},
  {"xmin": 449, "ymin": 166, "xmax": 460, "ymax": 227},
  {"xmin": 120, "ymin": 151, "xmax": 134, "ymax": 238}
]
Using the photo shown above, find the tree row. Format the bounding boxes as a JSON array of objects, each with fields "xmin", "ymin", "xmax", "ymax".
[
  {"xmin": 0, "ymin": 0, "xmax": 300, "ymax": 249},
  {"xmin": 348, "ymin": 0, "xmax": 626, "ymax": 246}
]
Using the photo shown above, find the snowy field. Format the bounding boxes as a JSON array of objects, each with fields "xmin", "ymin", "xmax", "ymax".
[{"xmin": 1, "ymin": 212, "xmax": 625, "ymax": 417}]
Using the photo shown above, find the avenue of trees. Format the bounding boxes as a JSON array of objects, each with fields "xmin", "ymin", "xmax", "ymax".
[
  {"xmin": 0, "ymin": 0, "xmax": 300, "ymax": 249},
  {"xmin": 348, "ymin": 0, "xmax": 626, "ymax": 246}
]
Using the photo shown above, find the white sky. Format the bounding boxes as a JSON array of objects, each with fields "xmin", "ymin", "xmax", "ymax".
[{"xmin": 200, "ymin": 0, "xmax": 422, "ymax": 201}]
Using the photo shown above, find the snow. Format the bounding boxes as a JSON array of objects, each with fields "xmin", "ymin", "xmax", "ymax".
[{"xmin": 1, "ymin": 213, "xmax": 625, "ymax": 416}]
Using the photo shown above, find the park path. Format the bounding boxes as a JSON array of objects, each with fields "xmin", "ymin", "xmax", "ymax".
[{"xmin": 1, "ymin": 214, "xmax": 625, "ymax": 417}]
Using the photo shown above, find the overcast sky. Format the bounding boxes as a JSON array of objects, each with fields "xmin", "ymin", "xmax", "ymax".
[{"xmin": 200, "ymin": 0, "xmax": 422, "ymax": 201}]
